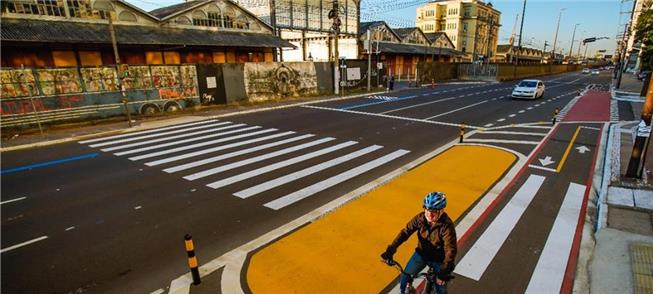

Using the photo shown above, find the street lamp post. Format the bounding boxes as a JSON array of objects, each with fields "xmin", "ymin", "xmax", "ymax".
[
  {"xmin": 569, "ymin": 23, "xmax": 579, "ymax": 63},
  {"xmin": 516, "ymin": 0, "xmax": 527, "ymax": 66},
  {"xmin": 551, "ymin": 8, "xmax": 565, "ymax": 63}
]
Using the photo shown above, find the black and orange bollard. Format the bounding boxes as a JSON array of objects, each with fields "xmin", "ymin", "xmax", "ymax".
[
  {"xmin": 185, "ymin": 234, "xmax": 201, "ymax": 285},
  {"xmin": 552, "ymin": 107, "xmax": 560, "ymax": 125},
  {"xmin": 459, "ymin": 123, "xmax": 465, "ymax": 143}
]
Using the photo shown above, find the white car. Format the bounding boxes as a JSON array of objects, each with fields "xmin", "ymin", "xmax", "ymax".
[
  {"xmin": 591, "ymin": 69, "xmax": 600, "ymax": 75},
  {"xmin": 512, "ymin": 79, "xmax": 545, "ymax": 99},
  {"xmin": 582, "ymin": 68, "xmax": 590, "ymax": 74}
]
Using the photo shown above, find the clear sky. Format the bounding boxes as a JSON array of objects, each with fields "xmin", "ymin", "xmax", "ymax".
[{"xmin": 126, "ymin": 0, "xmax": 625, "ymax": 57}]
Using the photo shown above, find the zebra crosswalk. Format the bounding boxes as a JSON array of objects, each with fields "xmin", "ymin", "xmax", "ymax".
[
  {"xmin": 366, "ymin": 95, "xmax": 398, "ymax": 101},
  {"xmin": 79, "ymin": 119, "xmax": 410, "ymax": 210}
]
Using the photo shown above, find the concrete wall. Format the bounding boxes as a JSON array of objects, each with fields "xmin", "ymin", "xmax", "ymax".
[
  {"xmin": 314, "ymin": 62, "xmax": 334, "ymax": 94},
  {"xmin": 417, "ymin": 62, "xmax": 459, "ymax": 84},
  {"xmin": 496, "ymin": 64, "xmax": 580, "ymax": 81}
]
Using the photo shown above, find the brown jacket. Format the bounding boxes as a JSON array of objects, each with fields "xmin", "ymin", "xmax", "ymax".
[{"xmin": 387, "ymin": 212, "xmax": 457, "ymax": 277}]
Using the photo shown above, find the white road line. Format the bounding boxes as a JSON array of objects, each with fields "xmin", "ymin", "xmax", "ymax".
[
  {"xmin": 525, "ymin": 183, "xmax": 586, "ymax": 294},
  {"xmin": 479, "ymin": 131, "xmax": 546, "ymax": 136},
  {"xmin": 134, "ymin": 206, "xmax": 142, "ymax": 210},
  {"xmin": 1, "ymin": 197, "xmax": 27, "ymax": 205},
  {"xmin": 113, "ymin": 125, "xmax": 258, "ymax": 156},
  {"xmin": 513, "ymin": 125, "xmax": 552, "ymax": 130},
  {"xmin": 380, "ymin": 96, "xmax": 458, "ymax": 114},
  {"xmin": 497, "ymin": 118, "xmax": 506, "ymax": 122},
  {"xmin": 89, "ymin": 121, "xmax": 228, "ymax": 147},
  {"xmin": 129, "ymin": 128, "xmax": 278, "ymax": 161},
  {"xmin": 581, "ymin": 126, "xmax": 601, "ymax": 131},
  {"xmin": 102, "ymin": 123, "xmax": 242, "ymax": 152},
  {"xmin": 233, "ymin": 145, "xmax": 383, "ymax": 198},
  {"xmin": 425, "ymin": 100, "xmax": 488, "ymax": 120},
  {"xmin": 193, "ymin": 140, "xmax": 356, "ymax": 182},
  {"xmin": 527, "ymin": 107, "xmax": 533, "ymax": 110},
  {"xmin": 463, "ymin": 139, "xmax": 540, "ymax": 145},
  {"xmin": 1, "ymin": 236, "xmax": 48, "ymax": 254},
  {"xmin": 300, "ymin": 105, "xmax": 484, "ymax": 129},
  {"xmin": 143, "ymin": 131, "xmax": 295, "ymax": 166},
  {"xmin": 263, "ymin": 149, "xmax": 410, "ymax": 210},
  {"xmin": 163, "ymin": 134, "xmax": 315, "ymax": 173},
  {"xmin": 509, "ymin": 114, "xmax": 516, "ymax": 118},
  {"xmin": 484, "ymin": 123, "xmax": 494, "ymax": 127},
  {"xmin": 78, "ymin": 120, "xmax": 217, "ymax": 144},
  {"xmin": 455, "ymin": 175, "xmax": 546, "ymax": 280},
  {"xmin": 528, "ymin": 164, "xmax": 558, "ymax": 173},
  {"xmin": 519, "ymin": 110, "xmax": 525, "ymax": 113},
  {"xmin": 65, "ymin": 226, "xmax": 76, "ymax": 231}
]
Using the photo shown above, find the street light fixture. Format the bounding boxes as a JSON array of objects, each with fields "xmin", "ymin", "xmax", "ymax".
[
  {"xmin": 551, "ymin": 8, "xmax": 566, "ymax": 63},
  {"xmin": 569, "ymin": 23, "xmax": 580, "ymax": 62}
]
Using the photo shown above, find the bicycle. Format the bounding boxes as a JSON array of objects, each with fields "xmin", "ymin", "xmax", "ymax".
[{"xmin": 381, "ymin": 258, "xmax": 453, "ymax": 294}]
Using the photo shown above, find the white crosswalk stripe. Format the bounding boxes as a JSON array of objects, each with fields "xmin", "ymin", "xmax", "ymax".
[
  {"xmin": 130, "ymin": 128, "xmax": 279, "ymax": 161},
  {"xmin": 234, "ymin": 145, "xmax": 383, "ymax": 199},
  {"xmin": 105, "ymin": 124, "xmax": 248, "ymax": 153},
  {"xmin": 186, "ymin": 138, "xmax": 347, "ymax": 181},
  {"xmin": 367, "ymin": 95, "xmax": 397, "ymax": 101},
  {"xmin": 79, "ymin": 119, "xmax": 218, "ymax": 144},
  {"xmin": 163, "ymin": 134, "xmax": 316, "ymax": 173},
  {"xmin": 89, "ymin": 121, "xmax": 227, "ymax": 148},
  {"xmin": 81, "ymin": 121, "xmax": 410, "ymax": 210},
  {"xmin": 264, "ymin": 149, "xmax": 410, "ymax": 210}
]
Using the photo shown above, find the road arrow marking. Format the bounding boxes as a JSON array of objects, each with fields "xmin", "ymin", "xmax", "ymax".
[
  {"xmin": 576, "ymin": 146, "xmax": 590, "ymax": 154},
  {"xmin": 539, "ymin": 156, "xmax": 555, "ymax": 166}
]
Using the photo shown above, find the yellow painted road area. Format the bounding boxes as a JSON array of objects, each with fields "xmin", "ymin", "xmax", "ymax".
[{"xmin": 246, "ymin": 145, "xmax": 516, "ymax": 293}]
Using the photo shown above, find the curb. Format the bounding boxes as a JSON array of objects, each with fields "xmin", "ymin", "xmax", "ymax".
[{"xmin": 1, "ymin": 90, "xmax": 388, "ymax": 153}]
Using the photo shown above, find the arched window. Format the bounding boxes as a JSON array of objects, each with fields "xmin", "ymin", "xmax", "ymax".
[
  {"xmin": 236, "ymin": 16, "xmax": 249, "ymax": 29},
  {"xmin": 206, "ymin": 4, "xmax": 222, "ymax": 27},
  {"xmin": 223, "ymin": 7, "xmax": 236, "ymax": 28},
  {"xmin": 176, "ymin": 16, "xmax": 192, "ymax": 25},
  {"xmin": 118, "ymin": 11, "xmax": 137, "ymax": 22},
  {"xmin": 192, "ymin": 10, "xmax": 207, "ymax": 26}
]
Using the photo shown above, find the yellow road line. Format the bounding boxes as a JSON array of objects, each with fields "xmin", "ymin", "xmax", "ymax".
[
  {"xmin": 246, "ymin": 145, "xmax": 516, "ymax": 293},
  {"xmin": 556, "ymin": 126, "xmax": 581, "ymax": 172}
]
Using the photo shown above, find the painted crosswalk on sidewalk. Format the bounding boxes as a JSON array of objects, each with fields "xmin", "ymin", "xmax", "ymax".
[
  {"xmin": 79, "ymin": 119, "xmax": 410, "ymax": 210},
  {"xmin": 366, "ymin": 95, "xmax": 398, "ymax": 101}
]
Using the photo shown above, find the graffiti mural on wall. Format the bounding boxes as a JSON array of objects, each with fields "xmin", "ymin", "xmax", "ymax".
[
  {"xmin": 151, "ymin": 65, "xmax": 198, "ymax": 99},
  {"xmin": 244, "ymin": 62, "xmax": 318, "ymax": 101},
  {"xmin": 1, "ymin": 69, "xmax": 38, "ymax": 98},
  {"xmin": 80, "ymin": 67, "xmax": 119, "ymax": 92},
  {"xmin": 0, "ymin": 65, "xmax": 200, "ymax": 128}
]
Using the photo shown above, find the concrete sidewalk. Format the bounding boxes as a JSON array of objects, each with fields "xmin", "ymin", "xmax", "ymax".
[{"xmin": 587, "ymin": 85, "xmax": 653, "ymax": 294}]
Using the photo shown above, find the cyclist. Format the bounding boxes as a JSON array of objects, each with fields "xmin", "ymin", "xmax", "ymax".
[{"xmin": 381, "ymin": 192, "xmax": 457, "ymax": 294}]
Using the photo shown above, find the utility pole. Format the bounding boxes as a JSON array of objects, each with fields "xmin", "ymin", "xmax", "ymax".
[
  {"xmin": 108, "ymin": 10, "xmax": 132, "ymax": 127},
  {"xmin": 551, "ymin": 8, "xmax": 565, "ymax": 63},
  {"xmin": 329, "ymin": 0, "xmax": 341, "ymax": 95},
  {"xmin": 516, "ymin": 0, "xmax": 527, "ymax": 65},
  {"xmin": 486, "ymin": 16, "xmax": 494, "ymax": 64},
  {"xmin": 568, "ymin": 23, "xmax": 579, "ymax": 63},
  {"xmin": 508, "ymin": 13, "xmax": 519, "ymax": 63},
  {"xmin": 542, "ymin": 40, "xmax": 548, "ymax": 63},
  {"xmin": 367, "ymin": 30, "xmax": 371, "ymax": 91}
]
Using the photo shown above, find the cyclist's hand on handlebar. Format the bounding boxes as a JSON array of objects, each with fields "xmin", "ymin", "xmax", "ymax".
[{"xmin": 380, "ymin": 251, "xmax": 394, "ymax": 263}]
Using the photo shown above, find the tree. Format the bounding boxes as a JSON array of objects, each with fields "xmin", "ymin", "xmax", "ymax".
[{"xmin": 635, "ymin": 0, "xmax": 653, "ymax": 69}]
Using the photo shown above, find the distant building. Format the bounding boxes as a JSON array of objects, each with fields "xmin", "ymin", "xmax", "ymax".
[
  {"xmin": 359, "ymin": 21, "xmax": 461, "ymax": 78},
  {"xmin": 237, "ymin": 0, "xmax": 360, "ymax": 62},
  {"xmin": 495, "ymin": 45, "xmax": 543, "ymax": 64},
  {"xmin": 1, "ymin": 0, "xmax": 292, "ymax": 67},
  {"xmin": 416, "ymin": 0, "xmax": 500, "ymax": 62}
]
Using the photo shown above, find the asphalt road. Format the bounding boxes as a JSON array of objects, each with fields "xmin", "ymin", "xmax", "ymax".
[{"xmin": 1, "ymin": 71, "xmax": 610, "ymax": 293}]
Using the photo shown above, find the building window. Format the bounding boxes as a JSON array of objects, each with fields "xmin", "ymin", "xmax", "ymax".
[
  {"xmin": 223, "ymin": 7, "xmax": 236, "ymax": 28},
  {"xmin": 208, "ymin": 11, "xmax": 223, "ymax": 27},
  {"xmin": 463, "ymin": 22, "xmax": 468, "ymax": 32},
  {"xmin": 2, "ymin": 0, "xmax": 66, "ymax": 17},
  {"xmin": 448, "ymin": 8, "xmax": 458, "ymax": 15},
  {"xmin": 464, "ymin": 8, "xmax": 470, "ymax": 17},
  {"xmin": 67, "ymin": 0, "xmax": 109, "ymax": 19},
  {"xmin": 425, "ymin": 10, "xmax": 434, "ymax": 17}
]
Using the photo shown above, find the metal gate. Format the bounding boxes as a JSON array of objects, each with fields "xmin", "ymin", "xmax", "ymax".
[{"xmin": 458, "ymin": 63, "xmax": 498, "ymax": 81}]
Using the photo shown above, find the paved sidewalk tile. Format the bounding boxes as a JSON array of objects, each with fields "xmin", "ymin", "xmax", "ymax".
[
  {"xmin": 635, "ymin": 190, "xmax": 653, "ymax": 210},
  {"xmin": 609, "ymin": 186, "xmax": 635, "ymax": 207}
]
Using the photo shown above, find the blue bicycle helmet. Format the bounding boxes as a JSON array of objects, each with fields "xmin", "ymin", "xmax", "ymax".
[{"xmin": 423, "ymin": 192, "xmax": 446, "ymax": 210}]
